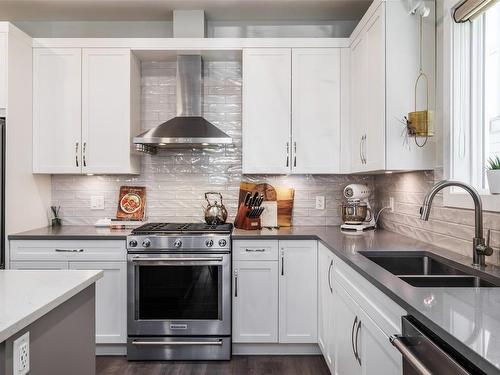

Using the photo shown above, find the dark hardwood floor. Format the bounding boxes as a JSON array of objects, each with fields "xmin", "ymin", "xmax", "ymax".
[{"xmin": 96, "ymin": 355, "xmax": 330, "ymax": 375}]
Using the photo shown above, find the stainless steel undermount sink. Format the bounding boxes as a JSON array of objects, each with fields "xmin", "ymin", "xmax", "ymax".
[{"xmin": 359, "ymin": 251, "xmax": 500, "ymax": 288}]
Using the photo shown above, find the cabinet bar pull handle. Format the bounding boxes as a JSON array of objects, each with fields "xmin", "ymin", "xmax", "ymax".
[
  {"xmin": 286, "ymin": 142, "xmax": 290, "ymax": 167},
  {"xmin": 359, "ymin": 136, "xmax": 363, "ymax": 164},
  {"xmin": 281, "ymin": 250, "xmax": 284, "ymax": 276},
  {"xmin": 355, "ymin": 319, "xmax": 362, "ymax": 365},
  {"xmin": 362, "ymin": 134, "xmax": 367, "ymax": 164},
  {"xmin": 245, "ymin": 248, "xmax": 266, "ymax": 252},
  {"xmin": 55, "ymin": 248, "xmax": 84, "ymax": 253},
  {"xmin": 83, "ymin": 142, "xmax": 87, "ymax": 167},
  {"xmin": 351, "ymin": 316, "xmax": 358, "ymax": 360},
  {"xmin": 328, "ymin": 259, "xmax": 333, "ymax": 292},
  {"xmin": 75, "ymin": 142, "xmax": 79, "ymax": 167},
  {"xmin": 234, "ymin": 270, "xmax": 238, "ymax": 297},
  {"xmin": 293, "ymin": 141, "xmax": 297, "ymax": 167}
]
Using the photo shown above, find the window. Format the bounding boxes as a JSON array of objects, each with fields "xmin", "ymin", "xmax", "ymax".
[{"xmin": 447, "ymin": 0, "xmax": 500, "ymax": 210}]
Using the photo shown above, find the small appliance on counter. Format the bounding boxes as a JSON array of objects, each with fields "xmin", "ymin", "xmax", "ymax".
[{"xmin": 341, "ymin": 184, "xmax": 376, "ymax": 231}]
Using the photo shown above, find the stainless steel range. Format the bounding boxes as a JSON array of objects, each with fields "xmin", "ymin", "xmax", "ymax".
[{"xmin": 127, "ymin": 223, "xmax": 232, "ymax": 361}]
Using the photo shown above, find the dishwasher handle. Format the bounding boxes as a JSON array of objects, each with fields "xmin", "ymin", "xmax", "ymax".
[{"xmin": 390, "ymin": 335, "xmax": 432, "ymax": 375}]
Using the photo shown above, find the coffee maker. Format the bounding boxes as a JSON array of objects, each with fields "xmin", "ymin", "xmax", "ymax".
[{"xmin": 340, "ymin": 184, "xmax": 376, "ymax": 231}]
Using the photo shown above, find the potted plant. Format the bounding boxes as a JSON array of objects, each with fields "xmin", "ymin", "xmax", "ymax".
[{"xmin": 487, "ymin": 155, "xmax": 500, "ymax": 194}]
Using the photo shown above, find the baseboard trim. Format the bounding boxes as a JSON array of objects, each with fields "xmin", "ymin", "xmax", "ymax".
[
  {"xmin": 232, "ymin": 343, "xmax": 321, "ymax": 355},
  {"xmin": 96, "ymin": 344, "xmax": 127, "ymax": 356}
]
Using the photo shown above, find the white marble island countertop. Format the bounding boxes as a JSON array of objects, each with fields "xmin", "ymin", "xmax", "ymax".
[{"xmin": 0, "ymin": 270, "xmax": 103, "ymax": 343}]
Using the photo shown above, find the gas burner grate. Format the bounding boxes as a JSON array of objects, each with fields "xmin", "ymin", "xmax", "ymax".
[{"xmin": 131, "ymin": 222, "xmax": 233, "ymax": 235}]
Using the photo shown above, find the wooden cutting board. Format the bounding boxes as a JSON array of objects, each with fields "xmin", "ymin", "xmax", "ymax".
[{"xmin": 238, "ymin": 182, "xmax": 294, "ymax": 227}]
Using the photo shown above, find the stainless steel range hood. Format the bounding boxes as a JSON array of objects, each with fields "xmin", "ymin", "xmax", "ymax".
[{"xmin": 134, "ymin": 54, "xmax": 233, "ymax": 153}]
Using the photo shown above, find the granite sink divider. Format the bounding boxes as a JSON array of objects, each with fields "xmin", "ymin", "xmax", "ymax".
[{"xmin": 233, "ymin": 226, "xmax": 500, "ymax": 375}]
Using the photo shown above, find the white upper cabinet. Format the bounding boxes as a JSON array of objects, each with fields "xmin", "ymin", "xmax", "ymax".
[
  {"xmin": 82, "ymin": 49, "xmax": 140, "ymax": 174},
  {"xmin": 349, "ymin": 1, "xmax": 435, "ymax": 173},
  {"xmin": 33, "ymin": 47, "xmax": 140, "ymax": 174},
  {"xmin": 242, "ymin": 49, "xmax": 291, "ymax": 174},
  {"xmin": 0, "ymin": 32, "xmax": 6, "ymax": 109},
  {"xmin": 33, "ymin": 48, "xmax": 82, "ymax": 174},
  {"xmin": 278, "ymin": 240, "xmax": 317, "ymax": 343},
  {"xmin": 243, "ymin": 48, "xmax": 343, "ymax": 174},
  {"xmin": 292, "ymin": 49, "xmax": 341, "ymax": 174}
]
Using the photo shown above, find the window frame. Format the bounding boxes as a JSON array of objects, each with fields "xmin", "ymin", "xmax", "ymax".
[{"xmin": 444, "ymin": 0, "xmax": 500, "ymax": 212}]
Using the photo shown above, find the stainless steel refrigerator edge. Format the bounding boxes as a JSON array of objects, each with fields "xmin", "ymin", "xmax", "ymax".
[{"xmin": 0, "ymin": 118, "xmax": 5, "ymax": 269}]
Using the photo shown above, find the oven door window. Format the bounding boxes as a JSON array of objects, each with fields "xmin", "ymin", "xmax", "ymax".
[{"xmin": 136, "ymin": 264, "xmax": 221, "ymax": 320}]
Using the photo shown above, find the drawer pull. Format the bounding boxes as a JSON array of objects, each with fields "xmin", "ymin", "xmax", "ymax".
[
  {"xmin": 55, "ymin": 248, "xmax": 84, "ymax": 253},
  {"xmin": 245, "ymin": 248, "xmax": 266, "ymax": 252}
]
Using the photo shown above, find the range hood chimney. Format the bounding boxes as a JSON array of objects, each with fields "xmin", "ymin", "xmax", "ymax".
[{"xmin": 134, "ymin": 10, "xmax": 233, "ymax": 154}]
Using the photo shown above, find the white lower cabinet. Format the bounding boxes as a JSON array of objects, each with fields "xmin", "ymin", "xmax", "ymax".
[
  {"xmin": 69, "ymin": 261, "xmax": 127, "ymax": 344},
  {"xmin": 9, "ymin": 240, "xmax": 127, "ymax": 346},
  {"xmin": 232, "ymin": 240, "xmax": 317, "ymax": 345},
  {"xmin": 279, "ymin": 240, "xmax": 318, "ymax": 343},
  {"xmin": 232, "ymin": 260, "xmax": 278, "ymax": 343},
  {"xmin": 334, "ymin": 282, "xmax": 362, "ymax": 375},
  {"xmin": 318, "ymin": 244, "xmax": 335, "ymax": 372}
]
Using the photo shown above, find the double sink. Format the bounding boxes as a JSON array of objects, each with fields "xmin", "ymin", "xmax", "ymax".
[{"xmin": 359, "ymin": 251, "xmax": 500, "ymax": 288}]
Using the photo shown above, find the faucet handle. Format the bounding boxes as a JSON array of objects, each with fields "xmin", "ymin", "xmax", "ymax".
[{"xmin": 480, "ymin": 229, "xmax": 494, "ymax": 257}]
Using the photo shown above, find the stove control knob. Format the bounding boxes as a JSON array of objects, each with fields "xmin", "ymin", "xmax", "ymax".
[
  {"xmin": 218, "ymin": 239, "xmax": 227, "ymax": 247},
  {"xmin": 205, "ymin": 239, "xmax": 214, "ymax": 247},
  {"xmin": 129, "ymin": 239, "xmax": 138, "ymax": 248},
  {"xmin": 174, "ymin": 239, "xmax": 182, "ymax": 248},
  {"xmin": 142, "ymin": 239, "xmax": 151, "ymax": 248}
]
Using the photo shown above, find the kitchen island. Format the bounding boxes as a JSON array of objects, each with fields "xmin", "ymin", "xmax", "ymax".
[{"xmin": 0, "ymin": 269, "xmax": 103, "ymax": 375}]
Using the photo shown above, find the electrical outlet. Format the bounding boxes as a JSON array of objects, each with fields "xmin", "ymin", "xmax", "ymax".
[
  {"xmin": 389, "ymin": 197, "xmax": 395, "ymax": 212},
  {"xmin": 13, "ymin": 331, "xmax": 29, "ymax": 375},
  {"xmin": 90, "ymin": 196, "xmax": 105, "ymax": 210},
  {"xmin": 315, "ymin": 196, "xmax": 325, "ymax": 210}
]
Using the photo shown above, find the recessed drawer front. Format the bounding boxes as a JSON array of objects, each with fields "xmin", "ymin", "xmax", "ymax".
[
  {"xmin": 10, "ymin": 240, "xmax": 126, "ymax": 261},
  {"xmin": 233, "ymin": 240, "xmax": 279, "ymax": 261}
]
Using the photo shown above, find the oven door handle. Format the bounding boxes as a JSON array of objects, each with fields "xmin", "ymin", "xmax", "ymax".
[
  {"xmin": 131, "ymin": 256, "xmax": 224, "ymax": 263},
  {"xmin": 131, "ymin": 340, "xmax": 223, "ymax": 346}
]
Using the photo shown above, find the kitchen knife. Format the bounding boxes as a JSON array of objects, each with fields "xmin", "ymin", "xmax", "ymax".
[
  {"xmin": 258, "ymin": 194, "xmax": 264, "ymax": 206},
  {"xmin": 251, "ymin": 192, "xmax": 259, "ymax": 206},
  {"xmin": 243, "ymin": 192, "xmax": 251, "ymax": 206}
]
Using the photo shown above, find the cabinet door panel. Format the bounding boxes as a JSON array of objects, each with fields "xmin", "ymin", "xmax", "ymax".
[
  {"xmin": 242, "ymin": 49, "xmax": 291, "ymax": 174},
  {"xmin": 334, "ymin": 283, "xmax": 362, "ymax": 375},
  {"xmin": 349, "ymin": 34, "xmax": 367, "ymax": 173},
  {"xmin": 292, "ymin": 48, "xmax": 341, "ymax": 174},
  {"xmin": 359, "ymin": 308, "xmax": 401, "ymax": 375},
  {"xmin": 69, "ymin": 261, "xmax": 127, "ymax": 344},
  {"xmin": 82, "ymin": 48, "xmax": 135, "ymax": 174},
  {"xmin": 363, "ymin": 4, "xmax": 386, "ymax": 171},
  {"xmin": 33, "ymin": 48, "xmax": 82, "ymax": 173},
  {"xmin": 318, "ymin": 244, "xmax": 335, "ymax": 371},
  {"xmin": 233, "ymin": 260, "xmax": 278, "ymax": 343},
  {"xmin": 279, "ymin": 240, "xmax": 317, "ymax": 343}
]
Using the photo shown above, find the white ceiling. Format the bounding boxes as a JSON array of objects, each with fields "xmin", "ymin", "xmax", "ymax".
[{"xmin": 0, "ymin": 0, "xmax": 372, "ymax": 22}]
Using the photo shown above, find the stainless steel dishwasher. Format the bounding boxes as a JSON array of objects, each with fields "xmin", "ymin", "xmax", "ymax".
[{"xmin": 390, "ymin": 316, "xmax": 485, "ymax": 375}]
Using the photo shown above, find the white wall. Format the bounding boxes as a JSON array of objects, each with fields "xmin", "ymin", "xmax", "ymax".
[
  {"xmin": 5, "ymin": 24, "xmax": 51, "ymax": 242},
  {"xmin": 13, "ymin": 20, "xmax": 357, "ymax": 38}
]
